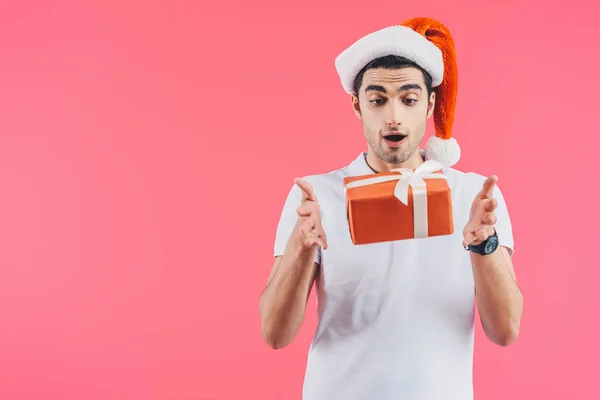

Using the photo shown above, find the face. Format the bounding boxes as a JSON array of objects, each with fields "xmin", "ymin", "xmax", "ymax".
[{"xmin": 352, "ymin": 67, "xmax": 435, "ymax": 168}]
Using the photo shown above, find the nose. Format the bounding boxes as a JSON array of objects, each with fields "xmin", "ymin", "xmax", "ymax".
[{"xmin": 386, "ymin": 102, "xmax": 403, "ymax": 127}]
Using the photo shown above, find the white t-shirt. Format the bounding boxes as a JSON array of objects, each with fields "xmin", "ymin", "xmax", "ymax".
[{"xmin": 273, "ymin": 152, "xmax": 514, "ymax": 400}]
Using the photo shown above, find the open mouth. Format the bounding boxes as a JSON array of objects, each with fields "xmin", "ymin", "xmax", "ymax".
[{"xmin": 383, "ymin": 134, "xmax": 406, "ymax": 142}]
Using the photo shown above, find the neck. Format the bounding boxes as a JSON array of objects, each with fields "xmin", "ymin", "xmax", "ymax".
[{"xmin": 365, "ymin": 148, "xmax": 425, "ymax": 173}]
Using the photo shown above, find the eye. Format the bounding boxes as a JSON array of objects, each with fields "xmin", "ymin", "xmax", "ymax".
[
  {"xmin": 404, "ymin": 98, "xmax": 418, "ymax": 106},
  {"xmin": 369, "ymin": 99, "xmax": 386, "ymax": 106}
]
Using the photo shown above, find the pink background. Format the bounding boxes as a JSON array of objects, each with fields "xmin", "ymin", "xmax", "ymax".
[{"xmin": 0, "ymin": 0, "xmax": 598, "ymax": 399}]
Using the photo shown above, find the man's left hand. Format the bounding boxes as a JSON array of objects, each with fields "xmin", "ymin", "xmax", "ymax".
[{"xmin": 463, "ymin": 175, "xmax": 498, "ymax": 248}]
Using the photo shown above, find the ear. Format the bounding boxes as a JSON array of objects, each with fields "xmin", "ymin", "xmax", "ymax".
[
  {"xmin": 426, "ymin": 91, "xmax": 436, "ymax": 119},
  {"xmin": 351, "ymin": 94, "xmax": 362, "ymax": 120}
]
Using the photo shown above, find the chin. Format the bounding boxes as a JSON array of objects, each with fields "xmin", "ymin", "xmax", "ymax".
[{"xmin": 380, "ymin": 150, "xmax": 410, "ymax": 165}]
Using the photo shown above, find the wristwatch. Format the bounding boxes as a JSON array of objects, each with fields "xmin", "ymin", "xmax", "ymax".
[{"xmin": 465, "ymin": 229, "xmax": 499, "ymax": 255}]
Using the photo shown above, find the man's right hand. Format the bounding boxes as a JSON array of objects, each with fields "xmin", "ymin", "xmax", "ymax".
[
  {"xmin": 293, "ymin": 178, "xmax": 328, "ymax": 250},
  {"xmin": 259, "ymin": 178, "xmax": 326, "ymax": 349}
]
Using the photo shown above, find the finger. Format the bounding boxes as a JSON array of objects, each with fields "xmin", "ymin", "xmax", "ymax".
[
  {"xmin": 304, "ymin": 232, "xmax": 316, "ymax": 247},
  {"xmin": 299, "ymin": 218, "xmax": 316, "ymax": 235},
  {"xmin": 296, "ymin": 203, "xmax": 315, "ymax": 217},
  {"xmin": 305, "ymin": 231, "xmax": 325, "ymax": 248},
  {"xmin": 294, "ymin": 178, "xmax": 316, "ymax": 202},
  {"xmin": 478, "ymin": 175, "xmax": 498, "ymax": 199},
  {"xmin": 484, "ymin": 198, "xmax": 497, "ymax": 212},
  {"xmin": 307, "ymin": 213, "xmax": 328, "ymax": 249},
  {"xmin": 462, "ymin": 232, "xmax": 476, "ymax": 248},
  {"xmin": 304, "ymin": 224, "xmax": 328, "ymax": 249},
  {"xmin": 481, "ymin": 212, "xmax": 496, "ymax": 225},
  {"xmin": 317, "ymin": 225, "xmax": 328, "ymax": 250},
  {"xmin": 476, "ymin": 228, "xmax": 487, "ymax": 242},
  {"xmin": 313, "ymin": 228, "xmax": 328, "ymax": 249},
  {"xmin": 297, "ymin": 205, "xmax": 310, "ymax": 217},
  {"xmin": 475, "ymin": 226, "xmax": 494, "ymax": 241}
]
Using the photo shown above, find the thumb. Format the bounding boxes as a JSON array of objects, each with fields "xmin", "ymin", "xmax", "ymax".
[
  {"xmin": 294, "ymin": 178, "xmax": 316, "ymax": 202},
  {"xmin": 478, "ymin": 175, "xmax": 498, "ymax": 199},
  {"xmin": 463, "ymin": 231, "xmax": 476, "ymax": 248}
]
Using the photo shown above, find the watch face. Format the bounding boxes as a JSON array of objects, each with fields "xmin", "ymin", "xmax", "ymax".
[{"xmin": 485, "ymin": 236, "xmax": 499, "ymax": 254}]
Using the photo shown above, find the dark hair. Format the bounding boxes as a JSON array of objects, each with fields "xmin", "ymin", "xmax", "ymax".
[{"xmin": 352, "ymin": 55, "xmax": 433, "ymax": 97}]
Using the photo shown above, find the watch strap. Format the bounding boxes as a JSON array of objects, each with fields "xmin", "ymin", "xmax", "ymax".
[{"xmin": 466, "ymin": 229, "xmax": 497, "ymax": 255}]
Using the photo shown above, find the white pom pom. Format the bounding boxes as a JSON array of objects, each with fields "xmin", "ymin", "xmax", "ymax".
[{"xmin": 424, "ymin": 136, "xmax": 461, "ymax": 167}]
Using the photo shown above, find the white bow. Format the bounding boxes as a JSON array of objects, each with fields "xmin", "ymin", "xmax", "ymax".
[{"xmin": 390, "ymin": 160, "xmax": 447, "ymax": 205}]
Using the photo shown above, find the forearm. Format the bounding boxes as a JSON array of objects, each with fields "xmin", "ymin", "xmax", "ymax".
[
  {"xmin": 471, "ymin": 247, "xmax": 523, "ymax": 346},
  {"xmin": 259, "ymin": 229, "xmax": 318, "ymax": 349}
]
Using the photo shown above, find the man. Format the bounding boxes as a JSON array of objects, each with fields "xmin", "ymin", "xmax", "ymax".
[{"xmin": 259, "ymin": 17, "xmax": 523, "ymax": 400}]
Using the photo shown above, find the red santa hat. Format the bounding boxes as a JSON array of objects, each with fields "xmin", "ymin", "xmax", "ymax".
[{"xmin": 335, "ymin": 17, "xmax": 461, "ymax": 168}]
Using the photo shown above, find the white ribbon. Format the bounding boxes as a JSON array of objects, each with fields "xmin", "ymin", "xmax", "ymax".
[{"xmin": 344, "ymin": 160, "xmax": 447, "ymax": 238}]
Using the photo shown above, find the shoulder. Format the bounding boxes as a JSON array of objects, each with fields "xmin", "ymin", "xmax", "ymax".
[
  {"xmin": 445, "ymin": 166, "xmax": 509, "ymax": 197},
  {"xmin": 275, "ymin": 164, "xmax": 353, "ymax": 213},
  {"xmin": 446, "ymin": 167, "xmax": 487, "ymax": 187},
  {"xmin": 303, "ymin": 163, "xmax": 354, "ymax": 183},
  {"xmin": 297, "ymin": 164, "xmax": 354, "ymax": 197},
  {"xmin": 445, "ymin": 166, "xmax": 513, "ymax": 219},
  {"xmin": 273, "ymin": 164, "xmax": 352, "ymax": 257}
]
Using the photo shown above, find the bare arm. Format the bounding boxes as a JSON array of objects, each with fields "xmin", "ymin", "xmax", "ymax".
[
  {"xmin": 472, "ymin": 246, "xmax": 523, "ymax": 346},
  {"xmin": 259, "ymin": 227, "xmax": 320, "ymax": 349},
  {"xmin": 464, "ymin": 175, "xmax": 523, "ymax": 346},
  {"xmin": 259, "ymin": 178, "xmax": 327, "ymax": 350}
]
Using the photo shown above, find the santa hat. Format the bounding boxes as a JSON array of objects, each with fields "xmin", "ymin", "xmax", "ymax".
[{"xmin": 334, "ymin": 17, "xmax": 460, "ymax": 168}]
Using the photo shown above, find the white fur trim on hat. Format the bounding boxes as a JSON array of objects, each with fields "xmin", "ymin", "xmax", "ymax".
[
  {"xmin": 424, "ymin": 135, "xmax": 461, "ymax": 167},
  {"xmin": 335, "ymin": 25, "xmax": 444, "ymax": 95}
]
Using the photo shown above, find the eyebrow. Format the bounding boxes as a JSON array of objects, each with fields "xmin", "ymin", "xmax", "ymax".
[{"xmin": 364, "ymin": 84, "xmax": 423, "ymax": 94}]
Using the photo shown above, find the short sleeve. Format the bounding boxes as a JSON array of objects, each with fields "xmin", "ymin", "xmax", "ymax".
[
  {"xmin": 493, "ymin": 184, "xmax": 515, "ymax": 256},
  {"xmin": 273, "ymin": 183, "xmax": 321, "ymax": 265}
]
